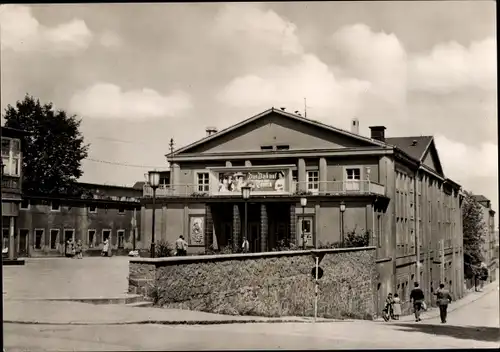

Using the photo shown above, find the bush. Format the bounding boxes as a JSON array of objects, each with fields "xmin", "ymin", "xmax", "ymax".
[
  {"xmin": 272, "ymin": 239, "xmax": 298, "ymax": 252},
  {"xmin": 204, "ymin": 244, "xmax": 237, "ymax": 255},
  {"xmin": 344, "ymin": 229, "xmax": 370, "ymax": 248},
  {"xmin": 155, "ymin": 240, "xmax": 174, "ymax": 257}
]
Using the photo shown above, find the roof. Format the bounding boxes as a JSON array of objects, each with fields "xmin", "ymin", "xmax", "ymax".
[
  {"xmin": 472, "ymin": 195, "xmax": 490, "ymax": 203},
  {"xmin": 133, "ymin": 181, "xmax": 145, "ymax": 190},
  {"xmin": 168, "ymin": 107, "xmax": 388, "ymax": 157},
  {"xmin": 385, "ymin": 136, "xmax": 433, "ymax": 161}
]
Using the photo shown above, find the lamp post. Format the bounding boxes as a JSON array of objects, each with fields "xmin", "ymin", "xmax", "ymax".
[
  {"xmin": 241, "ymin": 186, "xmax": 251, "ymax": 252},
  {"xmin": 148, "ymin": 171, "xmax": 160, "ymax": 258},
  {"xmin": 300, "ymin": 197, "xmax": 307, "ymax": 250},
  {"xmin": 340, "ymin": 201, "xmax": 346, "ymax": 246}
]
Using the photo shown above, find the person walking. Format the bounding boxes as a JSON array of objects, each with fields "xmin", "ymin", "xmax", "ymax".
[
  {"xmin": 242, "ymin": 237, "xmax": 250, "ymax": 253},
  {"xmin": 392, "ymin": 293, "xmax": 402, "ymax": 320},
  {"xmin": 410, "ymin": 282, "xmax": 425, "ymax": 322},
  {"xmin": 434, "ymin": 283, "xmax": 453, "ymax": 323},
  {"xmin": 175, "ymin": 235, "xmax": 188, "ymax": 256},
  {"xmin": 75, "ymin": 240, "xmax": 83, "ymax": 259},
  {"xmin": 102, "ymin": 238, "xmax": 109, "ymax": 257}
]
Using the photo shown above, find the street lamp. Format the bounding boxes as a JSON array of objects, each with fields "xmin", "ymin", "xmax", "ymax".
[
  {"xmin": 340, "ymin": 201, "xmax": 346, "ymax": 246},
  {"xmin": 148, "ymin": 170, "xmax": 160, "ymax": 258},
  {"xmin": 300, "ymin": 197, "xmax": 307, "ymax": 250},
  {"xmin": 242, "ymin": 186, "xmax": 251, "ymax": 252}
]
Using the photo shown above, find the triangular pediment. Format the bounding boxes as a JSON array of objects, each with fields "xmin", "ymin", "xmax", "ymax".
[
  {"xmin": 173, "ymin": 109, "xmax": 382, "ymax": 155},
  {"xmin": 422, "ymin": 139, "xmax": 444, "ymax": 175}
]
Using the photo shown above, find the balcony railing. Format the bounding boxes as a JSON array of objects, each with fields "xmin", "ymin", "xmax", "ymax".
[
  {"xmin": 143, "ymin": 180, "xmax": 385, "ymax": 198},
  {"xmin": 1, "ymin": 176, "xmax": 21, "ymax": 193}
]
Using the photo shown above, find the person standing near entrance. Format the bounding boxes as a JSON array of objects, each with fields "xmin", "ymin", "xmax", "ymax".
[
  {"xmin": 410, "ymin": 282, "xmax": 425, "ymax": 322},
  {"xmin": 434, "ymin": 283, "xmax": 453, "ymax": 323},
  {"xmin": 175, "ymin": 235, "xmax": 188, "ymax": 256},
  {"xmin": 242, "ymin": 237, "xmax": 250, "ymax": 253}
]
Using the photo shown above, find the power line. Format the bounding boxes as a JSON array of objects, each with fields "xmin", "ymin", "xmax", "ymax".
[{"xmin": 85, "ymin": 158, "xmax": 167, "ymax": 169}]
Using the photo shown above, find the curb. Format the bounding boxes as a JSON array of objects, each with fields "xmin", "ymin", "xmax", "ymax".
[{"xmin": 4, "ymin": 318, "xmax": 348, "ymax": 326}]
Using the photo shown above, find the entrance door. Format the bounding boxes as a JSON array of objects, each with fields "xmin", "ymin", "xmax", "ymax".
[
  {"xmin": 298, "ymin": 216, "xmax": 313, "ymax": 248},
  {"xmin": 248, "ymin": 222, "xmax": 261, "ymax": 253},
  {"xmin": 64, "ymin": 230, "xmax": 75, "ymax": 254},
  {"xmin": 19, "ymin": 229, "xmax": 29, "ymax": 257}
]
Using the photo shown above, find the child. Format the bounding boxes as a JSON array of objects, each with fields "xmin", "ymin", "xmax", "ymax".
[{"xmin": 392, "ymin": 293, "xmax": 402, "ymax": 320}]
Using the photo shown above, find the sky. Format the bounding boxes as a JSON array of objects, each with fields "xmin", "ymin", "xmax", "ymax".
[{"xmin": 0, "ymin": 2, "xmax": 497, "ymax": 214}]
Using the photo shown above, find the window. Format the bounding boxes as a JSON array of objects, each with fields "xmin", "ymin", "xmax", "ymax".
[
  {"xmin": 118, "ymin": 207, "xmax": 125, "ymax": 214},
  {"xmin": 1, "ymin": 137, "xmax": 21, "ymax": 177},
  {"xmin": 159, "ymin": 174, "xmax": 170, "ymax": 187},
  {"xmin": 34, "ymin": 229, "xmax": 44, "ymax": 250},
  {"xmin": 345, "ymin": 168, "xmax": 361, "ymax": 191},
  {"xmin": 51, "ymin": 201, "xmax": 61, "ymax": 212},
  {"xmin": 197, "ymin": 172, "xmax": 210, "ymax": 192},
  {"xmin": 117, "ymin": 230, "xmax": 125, "ymax": 249},
  {"xmin": 299, "ymin": 217, "xmax": 313, "ymax": 248},
  {"xmin": 88, "ymin": 205, "xmax": 97, "ymax": 213},
  {"xmin": 64, "ymin": 229, "xmax": 74, "ymax": 243},
  {"xmin": 260, "ymin": 145, "xmax": 273, "ymax": 151},
  {"xmin": 88, "ymin": 230, "xmax": 96, "ymax": 248},
  {"xmin": 2, "ymin": 228, "xmax": 9, "ymax": 251},
  {"xmin": 20, "ymin": 199, "xmax": 30, "ymax": 210},
  {"xmin": 50, "ymin": 229, "xmax": 59, "ymax": 250},
  {"xmin": 307, "ymin": 171, "xmax": 319, "ymax": 192},
  {"xmin": 276, "ymin": 145, "xmax": 290, "ymax": 151},
  {"xmin": 102, "ymin": 229, "xmax": 111, "ymax": 242}
]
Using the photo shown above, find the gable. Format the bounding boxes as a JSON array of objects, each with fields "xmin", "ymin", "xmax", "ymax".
[
  {"xmin": 177, "ymin": 110, "xmax": 378, "ymax": 155},
  {"xmin": 422, "ymin": 140, "xmax": 444, "ymax": 175}
]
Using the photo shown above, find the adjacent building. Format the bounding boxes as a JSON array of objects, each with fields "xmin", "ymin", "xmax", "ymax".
[
  {"xmin": 1, "ymin": 126, "xmax": 30, "ymax": 260},
  {"xmin": 472, "ymin": 195, "xmax": 497, "ymax": 282},
  {"xmin": 141, "ymin": 108, "xmax": 465, "ymax": 312},
  {"xmin": 16, "ymin": 183, "xmax": 143, "ymax": 257}
]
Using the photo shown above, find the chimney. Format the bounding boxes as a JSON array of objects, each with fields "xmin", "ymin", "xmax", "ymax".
[
  {"xmin": 351, "ymin": 118, "xmax": 359, "ymax": 135},
  {"xmin": 205, "ymin": 126, "xmax": 218, "ymax": 137},
  {"xmin": 280, "ymin": 107, "xmax": 286, "ymax": 111},
  {"xmin": 369, "ymin": 126, "xmax": 386, "ymax": 142},
  {"xmin": 411, "ymin": 139, "xmax": 418, "ymax": 146}
]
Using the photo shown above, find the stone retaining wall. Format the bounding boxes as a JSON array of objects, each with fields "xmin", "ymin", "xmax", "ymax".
[{"xmin": 129, "ymin": 247, "xmax": 378, "ymax": 320}]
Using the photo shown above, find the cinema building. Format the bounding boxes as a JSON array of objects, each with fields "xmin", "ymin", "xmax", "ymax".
[{"xmin": 141, "ymin": 108, "xmax": 465, "ymax": 312}]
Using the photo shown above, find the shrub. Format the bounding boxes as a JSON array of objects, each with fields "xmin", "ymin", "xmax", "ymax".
[
  {"xmin": 204, "ymin": 244, "xmax": 237, "ymax": 255},
  {"xmin": 272, "ymin": 239, "xmax": 298, "ymax": 252},
  {"xmin": 344, "ymin": 229, "xmax": 370, "ymax": 248},
  {"xmin": 155, "ymin": 240, "xmax": 174, "ymax": 257}
]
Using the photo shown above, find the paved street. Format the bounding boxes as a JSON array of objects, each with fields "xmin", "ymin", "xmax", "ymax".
[{"xmin": 4, "ymin": 285, "xmax": 499, "ymax": 350}]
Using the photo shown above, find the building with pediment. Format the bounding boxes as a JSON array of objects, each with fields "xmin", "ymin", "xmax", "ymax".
[{"xmin": 141, "ymin": 107, "xmax": 465, "ymax": 312}]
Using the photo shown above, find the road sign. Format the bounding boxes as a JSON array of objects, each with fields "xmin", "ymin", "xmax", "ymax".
[{"xmin": 311, "ymin": 266, "xmax": 324, "ymax": 280}]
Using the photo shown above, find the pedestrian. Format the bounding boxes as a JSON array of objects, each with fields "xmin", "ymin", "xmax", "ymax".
[
  {"xmin": 434, "ymin": 283, "xmax": 452, "ymax": 323},
  {"xmin": 75, "ymin": 240, "xmax": 83, "ymax": 259},
  {"xmin": 382, "ymin": 293, "xmax": 393, "ymax": 321},
  {"xmin": 410, "ymin": 282, "xmax": 425, "ymax": 322},
  {"xmin": 102, "ymin": 238, "xmax": 109, "ymax": 257},
  {"xmin": 392, "ymin": 293, "xmax": 402, "ymax": 320},
  {"xmin": 242, "ymin": 237, "xmax": 250, "ymax": 253},
  {"xmin": 175, "ymin": 235, "xmax": 188, "ymax": 256}
]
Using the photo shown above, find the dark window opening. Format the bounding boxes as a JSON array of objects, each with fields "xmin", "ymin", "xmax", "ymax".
[
  {"xmin": 102, "ymin": 230, "xmax": 111, "ymax": 242},
  {"xmin": 51, "ymin": 201, "xmax": 61, "ymax": 211},
  {"xmin": 34, "ymin": 230, "xmax": 43, "ymax": 249},
  {"xmin": 118, "ymin": 207, "xmax": 125, "ymax": 214},
  {"xmin": 88, "ymin": 205, "xmax": 97, "ymax": 213},
  {"xmin": 276, "ymin": 145, "xmax": 290, "ymax": 151},
  {"xmin": 117, "ymin": 230, "xmax": 125, "ymax": 249},
  {"xmin": 50, "ymin": 230, "xmax": 59, "ymax": 249},
  {"xmin": 88, "ymin": 230, "xmax": 96, "ymax": 248},
  {"xmin": 20, "ymin": 199, "xmax": 30, "ymax": 210},
  {"xmin": 260, "ymin": 145, "xmax": 273, "ymax": 151}
]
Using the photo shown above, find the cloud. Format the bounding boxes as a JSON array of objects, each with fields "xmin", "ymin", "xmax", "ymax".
[
  {"xmin": 69, "ymin": 83, "xmax": 192, "ymax": 119},
  {"xmin": 408, "ymin": 37, "xmax": 496, "ymax": 94},
  {"xmin": 99, "ymin": 30, "xmax": 123, "ymax": 48},
  {"xmin": 435, "ymin": 135, "xmax": 498, "ymax": 180},
  {"xmin": 218, "ymin": 54, "xmax": 370, "ymax": 117},
  {"xmin": 0, "ymin": 5, "xmax": 93, "ymax": 53}
]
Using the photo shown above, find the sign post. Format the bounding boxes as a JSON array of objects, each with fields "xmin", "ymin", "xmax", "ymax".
[
  {"xmin": 314, "ymin": 256, "xmax": 319, "ymax": 323},
  {"xmin": 131, "ymin": 209, "xmax": 137, "ymax": 251}
]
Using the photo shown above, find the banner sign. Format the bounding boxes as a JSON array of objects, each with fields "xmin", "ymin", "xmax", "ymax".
[{"xmin": 218, "ymin": 170, "xmax": 288, "ymax": 193}]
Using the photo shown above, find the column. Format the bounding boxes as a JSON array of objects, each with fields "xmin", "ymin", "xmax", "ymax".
[
  {"xmin": 245, "ymin": 160, "xmax": 252, "ymax": 167},
  {"xmin": 172, "ymin": 163, "xmax": 181, "ymax": 195},
  {"xmin": 366, "ymin": 203, "xmax": 374, "ymax": 246},
  {"xmin": 289, "ymin": 203, "xmax": 297, "ymax": 247},
  {"xmin": 205, "ymin": 204, "xmax": 214, "ymax": 251},
  {"xmin": 232, "ymin": 204, "xmax": 241, "ymax": 252},
  {"xmin": 260, "ymin": 204, "xmax": 268, "ymax": 252},
  {"xmin": 319, "ymin": 157, "xmax": 327, "ymax": 193},
  {"xmin": 298, "ymin": 158, "xmax": 306, "ymax": 192},
  {"xmin": 8, "ymin": 216, "xmax": 15, "ymax": 260}
]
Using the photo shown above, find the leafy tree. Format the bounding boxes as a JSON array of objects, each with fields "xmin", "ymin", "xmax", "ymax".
[
  {"xmin": 2, "ymin": 95, "xmax": 89, "ymax": 195},
  {"xmin": 462, "ymin": 191, "xmax": 486, "ymax": 283}
]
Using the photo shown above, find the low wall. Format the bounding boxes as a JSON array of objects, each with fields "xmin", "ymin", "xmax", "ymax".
[{"xmin": 129, "ymin": 246, "xmax": 378, "ymax": 320}]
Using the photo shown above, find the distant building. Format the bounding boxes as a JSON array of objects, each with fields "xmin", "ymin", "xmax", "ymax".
[
  {"xmin": 1, "ymin": 126, "xmax": 30, "ymax": 260},
  {"xmin": 472, "ymin": 194, "xmax": 497, "ymax": 282},
  {"xmin": 140, "ymin": 108, "xmax": 465, "ymax": 312},
  {"xmin": 17, "ymin": 183, "xmax": 143, "ymax": 257}
]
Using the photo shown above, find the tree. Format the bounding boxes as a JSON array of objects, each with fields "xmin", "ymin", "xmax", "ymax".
[
  {"xmin": 462, "ymin": 191, "xmax": 486, "ymax": 284},
  {"xmin": 3, "ymin": 95, "xmax": 89, "ymax": 195}
]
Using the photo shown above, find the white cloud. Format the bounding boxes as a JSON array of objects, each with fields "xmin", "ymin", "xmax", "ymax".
[
  {"xmin": 218, "ymin": 54, "xmax": 370, "ymax": 117},
  {"xmin": 211, "ymin": 4, "xmax": 303, "ymax": 57},
  {"xmin": 69, "ymin": 83, "xmax": 192, "ymax": 119},
  {"xmin": 0, "ymin": 5, "xmax": 93, "ymax": 53},
  {"xmin": 408, "ymin": 37, "xmax": 497, "ymax": 94},
  {"xmin": 435, "ymin": 134, "xmax": 498, "ymax": 180}
]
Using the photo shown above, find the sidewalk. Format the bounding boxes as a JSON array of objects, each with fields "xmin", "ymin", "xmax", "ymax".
[
  {"xmin": 390, "ymin": 278, "xmax": 499, "ymax": 323},
  {"xmin": 3, "ymin": 300, "xmax": 346, "ymax": 325}
]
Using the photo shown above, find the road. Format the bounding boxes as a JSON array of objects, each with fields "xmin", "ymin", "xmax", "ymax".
[{"xmin": 4, "ymin": 287, "xmax": 499, "ymax": 350}]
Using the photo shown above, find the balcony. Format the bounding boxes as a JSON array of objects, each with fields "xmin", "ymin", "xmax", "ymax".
[
  {"xmin": 1, "ymin": 176, "xmax": 21, "ymax": 194},
  {"xmin": 143, "ymin": 180, "xmax": 386, "ymax": 198}
]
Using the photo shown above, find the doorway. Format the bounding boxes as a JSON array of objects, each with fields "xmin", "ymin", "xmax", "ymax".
[
  {"xmin": 248, "ymin": 222, "xmax": 261, "ymax": 253},
  {"xmin": 102, "ymin": 230, "xmax": 111, "ymax": 244},
  {"xmin": 64, "ymin": 230, "xmax": 75, "ymax": 254},
  {"xmin": 18, "ymin": 229, "xmax": 29, "ymax": 257}
]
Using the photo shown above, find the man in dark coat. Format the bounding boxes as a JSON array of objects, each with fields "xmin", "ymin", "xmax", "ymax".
[{"xmin": 434, "ymin": 283, "xmax": 453, "ymax": 323}]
